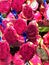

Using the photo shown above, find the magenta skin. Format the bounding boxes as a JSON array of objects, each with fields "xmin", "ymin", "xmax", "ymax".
[
  {"xmin": 26, "ymin": 24, "xmax": 39, "ymax": 43},
  {"xmin": 13, "ymin": 19, "xmax": 27, "ymax": 35},
  {"xmin": 13, "ymin": 52, "xmax": 24, "ymax": 65},
  {"xmin": 0, "ymin": 0, "xmax": 12, "ymax": 14},
  {"xmin": 19, "ymin": 43, "xmax": 35, "ymax": 61},
  {"xmin": 4, "ymin": 26, "xmax": 17, "ymax": 46},
  {"xmin": 43, "ymin": 32, "xmax": 49, "ymax": 46},
  {"xmin": 11, "ymin": 0, "xmax": 26, "ymax": 12},
  {"xmin": 0, "ymin": 41, "xmax": 10, "ymax": 60},
  {"xmin": 22, "ymin": 4, "xmax": 34, "ymax": 20}
]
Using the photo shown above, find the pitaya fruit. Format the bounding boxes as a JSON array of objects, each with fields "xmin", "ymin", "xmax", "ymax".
[
  {"xmin": 19, "ymin": 42, "xmax": 35, "ymax": 61},
  {"xmin": 4, "ymin": 26, "xmax": 17, "ymax": 46}
]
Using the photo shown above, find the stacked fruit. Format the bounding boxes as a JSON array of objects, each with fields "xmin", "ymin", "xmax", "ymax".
[{"xmin": 0, "ymin": 0, "xmax": 49, "ymax": 65}]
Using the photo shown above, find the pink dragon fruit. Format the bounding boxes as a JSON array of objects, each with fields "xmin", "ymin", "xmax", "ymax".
[
  {"xmin": 19, "ymin": 42, "xmax": 35, "ymax": 61},
  {"xmin": 43, "ymin": 32, "xmax": 49, "ymax": 46},
  {"xmin": 13, "ymin": 18, "xmax": 27, "ymax": 35},
  {"xmin": 4, "ymin": 26, "xmax": 17, "ymax": 46},
  {"xmin": 13, "ymin": 52, "xmax": 24, "ymax": 65},
  {"xmin": 11, "ymin": 0, "xmax": 26, "ymax": 12},
  {"xmin": 0, "ymin": 41, "xmax": 10, "ymax": 60},
  {"xmin": 22, "ymin": 4, "xmax": 34, "ymax": 20},
  {"xmin": 0, "ymin": 0, "xmax": 12, "ymax": 14},
  {"xmin": 0, "ymin": 53, "xmax": 12, "ymax": 65},
  {"xmin": 26, "ymin": 23, "xmax": 39, "ymax": 44}
]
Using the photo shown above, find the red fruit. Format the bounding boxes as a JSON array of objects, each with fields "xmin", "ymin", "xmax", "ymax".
[
  {"xmin": 19, "ymin": 42, "xmax": 35, "ymax": 61},
  {"xmin": 26, "ymin": 23, "xmax": 39, "ymax": 43},
  {"xmin": 22, "ymin": 4, "xmax": 34, "ymax": 20},
  {"xmin": 29, "ymin": 55, "xmax": 42, "ymax": 65},
  {"xmin": 4, "ymin": 26, "xmax": 17, "ymax": 46},
  {"xmin": 0, "ymin": 0, "xmax": 12, "ymax": 14},
  {"xmin": 11, "ymin": 0, "xmax": 26, "ymax": 12},
  {"xmin": 13, "ymin": 18, "xmax": 27, "ymax": 35},
  {"xmin": 0, "ymin": 40, "xmax": 10, "ymax": 60},
  {"xmin": 0, "ymin": 53, "xmax": 12, "ymax": 65},
  {"xmin": 13, "ymin": 52, "xmax": 24, "ymax": 65},
  {"xmin": 43, "ymin": 32, "xmax": 49, "ymax": 45}
]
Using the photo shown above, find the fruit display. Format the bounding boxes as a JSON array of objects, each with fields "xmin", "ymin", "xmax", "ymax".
[{"xmin": 0, "ymin": 0, "xmax": 49, "ymax": 65}]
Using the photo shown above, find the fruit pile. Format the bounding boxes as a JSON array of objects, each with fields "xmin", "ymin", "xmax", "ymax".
[{"xmin": 0, "ymin": 0, "xmax": 49, "ymax": 65}]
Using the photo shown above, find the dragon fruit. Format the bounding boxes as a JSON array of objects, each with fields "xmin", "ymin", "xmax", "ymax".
[
  {"xmin": 13, "ymin": 18, "xmax": 27, "ymax": 35},
  {"xmin": 11, "ymin": 0, "xmax": 26, "ymax": 12},
  {"xmin": 4, "ymin": 26, "xmax": 17, "ymax": 46},
  {"xmin": 19, "ymin": 42, "xmax": 35, "ymax": 61},
  {"xmin": 26, "ymin": 23, "xmax": 39, "ymax": 44},
  {"xmin": 22, "ymin": 4, "xmax": 34, "ymax": 20},
  {"xmin": 0, "ymin": 40, "xmax": 10, "ymax": 60},
  {"xmin": 43, "ymin": 32, "xmax": 49, "ymax": 46},
  {"xmin": 13, "ymin": 52, "xmax": 24, "ymax": 65},
  {"xmin": 0, "ymin": 0, "xmax": 12, "ymax": 14}
]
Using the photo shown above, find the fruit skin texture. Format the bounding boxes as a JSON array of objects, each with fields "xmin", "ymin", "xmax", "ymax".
[
  {"xmin": 26, "ymin": 23, "xmax": 39, "ymax": 43},
  {"xmin": 0, "ymin": 53, "xmax": 12, "ymax": 65},
  {"xmin": 4, "ymin": 26, "xmax": 17, "ymax": 46},
  {"xmin": 13, "ymin": 19, "xmax": 27, "ymax": 35},
  {"xmin": 22, "ymin": 4, "xmax": 34, "ymax": 20},
  {"xmin": 29, "ymin": 55, "xmax": 42, "ymax": 65},
  {"xmin": 19, "ymin": 42, "xmax": 35, "ymax": 61},
  {"xmin": 43, "ymin": 32, "xmax": 49, "ymax": 46},
  {"xmin": 11, "ymin": 0, "xmax": 26, "ymax": 12},
  {"xmin": 0, "ymin": 41, "xmax": 10, "ymax": 60},
  {"xmin": 0, "ymin": 0, "xmax": 12, "ymax": 14},
  {"xmin": 13, "ymin": 52, "xmax": 24, "ymax": 65}
]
